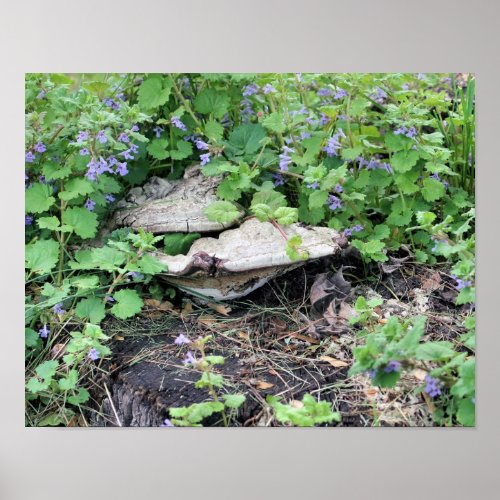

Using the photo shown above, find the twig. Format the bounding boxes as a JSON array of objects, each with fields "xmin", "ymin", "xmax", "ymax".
[{"xmin": 104, "ymin": 383, "xmax": 122, "ymax": 427}]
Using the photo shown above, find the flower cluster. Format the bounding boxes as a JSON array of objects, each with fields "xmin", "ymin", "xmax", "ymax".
[
  {"xmin": 242, "ymin": 83, "xmax": 260, "ymax": 97},
  {"xmin": 451, "ymin": 274, "xmax": 472, "ymax": 290},
  {"xmin": 423, "ymin": 375, "xmax": 443, "ymax": 398},
  {"xmin": 356, "ymin": 156, "xmax": 392, "ymax": 173},
  {"xmin": 327, "ymin": 194, "xmax": 342, "ymax": 211},
  {"xmin": 371, "ymin": 86, "xmax": 387, "ymax": 104},
  {"xmin": 279, "ymin": 145, "xmax": 294, "ymax": 171},
  {"xmin": 383, "ymin": 360, "xmax": 401, "ymax": 373},
  {"xmin": 394, "ymin": 125, "xmax": 418, "ymax": 139},
  {"xmin": 430, "ymin": 173, "xmax": 449, "ymax": 189},
  {"xmin": 323, "ymin": 128, "xmax": 346, "ymax": 157},
  {"xmin": 171, "ymin": 116, "xmax": 187, "ymax": 131},
  {"xmin": 343, "ymin": 224, "xmax": 363, "ymax": 237},
  {"xmin": 273, "ymin": 173, "xmax": 285, "ymax": 187}
]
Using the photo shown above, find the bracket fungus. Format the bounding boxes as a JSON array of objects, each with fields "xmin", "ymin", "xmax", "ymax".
[{"xmin": 111, "ymin": 166, "xmax": 345, "ymax": 300}]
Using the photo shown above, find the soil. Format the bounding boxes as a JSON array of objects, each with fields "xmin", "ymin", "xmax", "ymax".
[{"xmin": 87, "ymin": 251, "xmax": 469, "ymax": 427}]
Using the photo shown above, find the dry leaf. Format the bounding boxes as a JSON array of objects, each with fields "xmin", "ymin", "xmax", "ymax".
[
  {"xmin": 113, "ymin": 335, "xmax": 125, "ymax": 341},
  {"xmin": 251, "ymin": 380, "xmax": 274, "ymax": 390},
  {"xmin": 51, "ymin": 343, "xmax": 66, "ymax": 359},
  {"xmin": 207, "ymin": 302, "xmax": 232, "ymax": 316},
  {"xmin": 237, "ymin": 331, "xmax": 250, "ymax": 341},
  {"xmin": 310, "ymin": 267, "xmax": 352, "ymax": 313},
  {"xmin": 198, "ymin": 315, "xmax": 218, "ymax": 326},
  {"xmin": 412, "ymin": 368, "xmax": 428, "ymax": 381},
  {"xmin": 181, "ymin": 301, "xmax": 193, "ymax": 316},
  {"xmin": 421, "ymin": 271, "xmax": 442, "ymax": 291},
  {"xmin": 319, "ymin": 355, "xmax": 349, "ymax": 368},
  {"xmin": 364, "ymin": 386, "xmax": 379, "ymax": 401},
  {"xmin": 144, "ymin": 298, "xmax": 175, "ymax": 311}
]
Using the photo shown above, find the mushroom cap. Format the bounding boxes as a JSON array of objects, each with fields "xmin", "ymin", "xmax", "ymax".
[{"xmin": 111, "ymin": 167, "xmax": 244, "ymax": 233}]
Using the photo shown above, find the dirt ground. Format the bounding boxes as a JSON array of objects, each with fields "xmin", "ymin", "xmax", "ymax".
[{"xmin": 86, "ymin": 250, "xmax": 470, "ymax": 427}]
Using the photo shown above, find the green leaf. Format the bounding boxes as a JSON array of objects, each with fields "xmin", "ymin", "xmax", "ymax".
[
  {"xmin": 37, "ymin": 216, "xmax": 61, "ymax": 231},
  {"xmin": 309, "ymin": 190, "xmax": 329, "ymax": 210},
  {"xmin": 42, "ymin": 161, "xmax": 72, "ymax": 180},
  {"xmin": 422, "ymin": 177, "xmax": 446, "ymax": 202},
  {"xmin": 195, "ymin": 372, "xmax": 225, "ymax": 389},
  {"xmin": 385, "ymin": 133, "xmax": 407, "ymax": 152},
  {"xmin": 170, "ymin": 140, "xmax": 193, "ymax": 160},
  {"xmin": 58, "ymin": 178, "xmax": 94, "ymax": 201},
  {"xmin": 25, "ymin": 183, "xmax": 56, "ymax": 213},
  {"xmin": 147, "ymin": 138, "xmax": 170, "ymax": 160},
  {"xmin": 386, "ymin": 209, "xmax": 413, "ymax": 227},
  {"xmin": 391, "ymin": 150, "xmax": 419, "ymax": 173},
  {"xmin": 70, "ymin": 275, "xmax": 100, "ymax": 290},
  {"xmin": 371, "ymin": 224, "xmax": 390, "ymax": 240},
  {"xmin": 456, "ymin": 286, "xmax": 475, "ymax": 305},
  {"xmin": 286, "ymin": 235, "xmax": 308, "ymax": 261},
  {"xmin": 451, "ymin": 358, "xmax": 475, "ymax": 398},
  {"xmin": 75, "ymin": 296, "xmax": 106, "ymax": 324},
  {"xmin": 204, "ymin": 201, "xmax": 241, "ymax": 224},
  {"xmin": 25, "ymin": 328, "xmax": 41, "ymax": 348},
  {"xmin": 371, "ymin": 370, "xmax": 400, "ymax": 388},
  {"xmin": 204, "ymin": 120, "xmax": 224, "ymax": 142},
  {"xmin": 111, "ymin": 289, "xmax": 144, "ymax": 319},
  {"xmin": 137, "ymin": 74, "xmax": 172, "ymax": 110},
  {"xmin": 229, "ymin": 124, "xmax": 267, "ymax": 155},
  {"xmin": 456, "ymin": 398, "xmax": 475, "ymax": 427},
  {"xmin": 273, "ymin": 206, "xmax": 298, "ymax": 225},
  {"xmin": 25, "ymin": 239, "xmax": 60, "ymax": 274},
  {"xmin": 262, "ymin": 112, "xmax": 286, "ymax": 133},
  {"xmin": 223, "ymin": 394, "xmax": 246, "ymax": 409},
  {"xmin": 137, "ymin": 254, "xmax": 167, "ymax": 274},
  {"xmin": 163, "ymin": 233, "xmax": 201, "ymax": 256},
  {"xmin": 251, "ymin": 203, "xmax": 273, "ymax": 222},
  {"xmin": 415, "ymin": 341, "xmax": 456, "ymax": 361},
  {"xmin": 26, "ymin": 378, "xmax": 49, "ymax": 394},
  {"xmin": 89, "ymin": 246, "xmax": 127, "ymax": 271},
  {"xmin": 83, "ymin": 81, "xmax": 109, "ymax": 94},
  {"xmin": 68, "ymin": 388, "xmax": 90, "ymax": 406},
  {"xmin": 58, "ymin": 369, "xmax": 79, "ymax": 391},
  {"xmin": 36, "ymin": 360, "xmax": 59, "ymax": 380},
  {"xmin": 194, "ymin": 88, "xmax": 230, "ymax": 119},
  {"xmin": 251, "ymin": 189, "xmax": 286, "ymax": 211},
  {"xmin": 62, "ymin": 207, "xmax": 98, "ymax": 239},
  {"xmin": 350, "ymin": 96, "xmax": 370, "ymax": 116}
]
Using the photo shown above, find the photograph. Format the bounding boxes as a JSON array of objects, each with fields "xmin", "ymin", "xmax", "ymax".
[{"xmin": 24, "ymin": 72, "xmax": 475, "ymax": 427}]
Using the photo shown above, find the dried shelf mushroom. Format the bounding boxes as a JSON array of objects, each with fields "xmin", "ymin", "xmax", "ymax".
[
  {"xmin": 155, "ymin": 218, "xmax": 344, "ymax": 300},
  {"xmin": 110, "ymin": 165, "xmax": 344, "ymax": 300},
  {"xmin": 111, "ymin": 165, "xmax": 244, "ymax": 233}
]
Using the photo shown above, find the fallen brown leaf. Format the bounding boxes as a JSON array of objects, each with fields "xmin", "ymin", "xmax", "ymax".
[
  {"xmin": 251, "ymin": 380, "xmax": 274, "ymax": 390},
  {"xmin": 207, "ymin": 302, "xmax": 232, "ymax": 316},
  {"xmin": 421, "ymin": 271, "xmax": 442, "ymax": 291},
  {"xmin": 181, "ymin": 301, "xmax": 193, "ymax": 316},
  {"xmin": 144, "ymin": 298, "xmax": 175, "ymax": 312},
  {"xmin": 198, "ymin": 315, "xmax": 218, "ymax": 326},
  {"xmin": 319, "ymin": 355, "xmax": 349, "ymax": 368}
]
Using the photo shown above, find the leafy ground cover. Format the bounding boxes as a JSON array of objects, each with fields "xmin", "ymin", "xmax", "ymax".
[{"xmin": 25, "ymin": 72, "xmax": 475, "ymax": 427}]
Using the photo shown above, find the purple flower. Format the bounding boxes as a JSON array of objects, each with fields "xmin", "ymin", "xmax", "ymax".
[
  {"xmin": 88, "ymin": 348, "xmax": 100, "ymax": 361},
  {"xmin": 86, "ymin": 159, "xmax": 98, "ymax": 181},
  {"xmin": 34, "ymin": 142, "xmax": 46, "ymax": 153},
  {"xmin": 160, "ymin": 419, "xmax": 175, "ymax": 427},
  {"xmin": 273, "ymin": 173, "xmax": 285, "ymax": 187},
  {"xmin": 317, "ymin": 87, "xmax": 334, "ymax": 97},
  {"xmin": 129, "ymin": 143, "xmax": 139, "ymax": 154},
  {"xmin": 307, "ymin": 181, "xmax": 320, "ymax": 190},
  {"xmin": 352, "ymin": 224, "xmax": 364, "ymax": 232},
  {"xmin": 406, "ymin": 126, "xmax": 418, "ymax": 139},
  {"xmin": 96, "ymin": 157, "xmax": 113, "ymax": 175},
  {"xmin": 402, "ymin": 83, "xmax": 409, "ymax": 91},
  {"xmin": 279, "ymin": 146, "xmax": 294, "ymax": 171},
  {"xmin": 171, "ymin": 116, "xmax": 187, "ymax": 131},
  {"xmin": 25, "ymin": 215, "xmax": 34, "ymax": 226},
  {"xmin": 242, "ymin": 83, "xmax": 259, "ymax": 96},
  {"xmin": 200, "ymin": 153, "xmax": 211, "ymax": 166},
  {"xmin": 384, "ymin": 360, "xmax": 401, "ymax": 373},
  {"xmin": 371, "ymin": 87, "xmax": 387, "ymax": 104},
  {"xmin": 451, "ymin": 274, "xmax": 472, "ymax": 290},
  {"xmin": 105, "ymin": 194, "xmax": 116, "ymax": 203},
  {"xmin": 37, "ymin": 90, "xmax": 46, "ymax": 99},
  {"xmin": 240, "ymin": 98, "xmax": 254, "ymax": 122},
  {"xmin": 423, "ymin": 375, "xmax": 443, "ymax": 398},
  {"xmin": 153, "ymin": 126, "xmax": 164, "ymax": 138},
  {"xmin": 105, "ymin": 295, "xmax": 115, "ymax": 303},
  {"xmin": 120, "ymin": 149, "xmax": 134, "ymax": 160},
  {"xmin": 79, "ymin": 148, "xmax": 90, "ymax": 156},
  {"xmin": 126, "ymin": 271, "xmax": 144, "ymax": 281},
  {"xmin": 84, "ymin": 198, "xmax": 96, "ymax": 211},
  {"xmin": 77, "ymin": 131, "xmax": 89, "ymax": 143},
  {"xmin": 25, "ymin": 151, "xmax": 36, "ymax": 163},
  {"xmin": 108, "ymin": 155, "xmax": 118, "ymax": 166},
  {"xmin": 39, "ymin": 324, "xmax": 50, "ymax": 339},
  {"xmin": 430, "ymin": 173, "xmax": 449, "ymax": 190},
  {"xmin": 53, "ymin": 303, "xmax": 66, "ymax": 315},
  {"xmin": 174, "ymin": 333, "xmax": 191, "ymax": 346},
  {"xmin": 327, "ymin": 194, "xmax": 342, "ymax": 211},
  {"xmin": 300, "ymin": 131, "xmax": 311, "ymax": 140},
  {"xmin": 334, "ymin": 184, "xmax": 343, "ymax": 193},
  {"xmin": 417, "ymin": 73, "xmax": 426, "ymax": 80},
  {"xmin": 262, "ymin": 83, "xmax": 276, "ymax": 94},
  {"xmin": 394, "ymin": 126, "xmax": 407, "ymax": 135},
  {"xmin": 96, "ymin": 130, "xmax": 107, "ymax": 144},
  {"xmin": 320, "ymin": 112, "xmax": 330, "ymax": 126},
  {"xmin": 131, "ymin": 124, "xmax": 140, "ymax": 132},
  {"xmin": 323, "ymin": 129, "xmax": 345, "ymax": 157},
  {"xmin": 333, "ymin": 88, "xmax": 348, "ymax": 99},
  {"xmin": 195, "ymin": 139, "xmax": 209, "ymax": 151},
  {"xmin": 115, "ymin": 162, "xmax": 128, "ymax": 176},
  {"xmin": 118, "ymin": 132, "xmax": 130, "ymax": 143},
  {"xmin": 367, "ymin": 369, "xmax": 376, "ymax": 380},
  {"xmin": 182, "ymin": 351, "xmax": 196, "ymax": 365}
]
